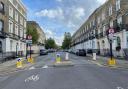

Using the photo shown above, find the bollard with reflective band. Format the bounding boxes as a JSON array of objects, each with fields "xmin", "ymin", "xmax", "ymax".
[
  {"xmin": 108, "ymin": 58, "xmax": 116, "ymax": 66},
  {"xmin": 93, "ymin": 53, "xmax": 96, "ymax": 60},
  {"xmin": 56, "ymin": 54, "xmax": 61, "ymax": 63},
  {"xmin": 27, "ymin": 57, "xmax": 34, "ymax": 63},
  {"xmin": 16, "ymin": 58, "xmax": 23, "ymax": 68},
  {"xmin": 65, "ymin": 52, "xmax": 69, "ymax": 60}
]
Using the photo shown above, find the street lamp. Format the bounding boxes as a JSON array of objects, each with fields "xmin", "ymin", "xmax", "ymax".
[{"xmin": 92, "ymin": 30, "xmax": 96, "ymax": 60}]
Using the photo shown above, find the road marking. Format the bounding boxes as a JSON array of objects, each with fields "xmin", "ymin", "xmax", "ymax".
[
  {"xmin": 90, "ymin": 60, "xmax": 103, "ymax": 67},
  {"xmin": 42, "ymin": 65, "xmax": 48, "ymax": 69},
  {"xmin": 25, "ymin": 74, "xmax": 39, "ymax": 82},
  {"xmin": 29, "ymin": 66, "xmax": 35, "ymax": 70},
  {"xmin": 117, "ymin": 87, "xmax": 124, "ymax": 89}
]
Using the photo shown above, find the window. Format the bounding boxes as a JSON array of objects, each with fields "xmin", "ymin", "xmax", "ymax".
[
  {"xmin": 109, "ymin": 5, "xmax": 112, "ymax": 16},
  {"xmin": 103, "ymin": 26, "xmax": 106, "ymax": 35},
  {"xmin": 15, "ymin": 24, "xmax": 18, "ymax": 35},
  {"xmin": 116, "ymin": 0, "xmax": 120, "ymax": 11},
  {"xmin": 0, "ymin": 20, "xmax": 3, "ymax": 31},
  {"xmin": 20, "ymin": 16, "xmax": 23, "ymax": 25},
  {"xmin": 97, "ymin": 17, "xmax": 100, "ymax": 24},
  {"xmin": 15, "ymin": 11, "xmax": 18, "ymax": 22},
  {"xmin": 117, "ymin": 16, "xmax": 122, "ymax": 24},
  {"xmin": 24, "ymin": 20, "xmax": 26, "ymax": 28},
  {"xmin": 102, "ymin": 12, "xmax": 105, "ymax": 20},
  {"xmin": 20, "ymin": 27, "xmax": 23, "ymax": 37},
  {"xmin": 110, "ymin": 20, "xmax": 113, "ymax": 27},
  {"xmin": 0, "ymin": 2, "xmax": 4, "ymax": 12},
  {"xmin": 9, "ymin": 20, "xmax": 13, "ymax": 33},
  {"xmin": 9, "ymin": 6, "xmax": 13, "ymax": 18}
]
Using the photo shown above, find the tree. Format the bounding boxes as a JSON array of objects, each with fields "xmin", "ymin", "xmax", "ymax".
[
  {"xmin": 45, "ymin": 38, "xmax": 57, "ymax": 49},
  {"xmin": 62, "ymin": 32, "xmax": 71, "ymax": 49},
  {"xmin": 26, "ymin": 24, "xmax": 39, "ymax": 44}
]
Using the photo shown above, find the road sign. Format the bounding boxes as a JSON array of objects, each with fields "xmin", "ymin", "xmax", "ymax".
[
  {"xmin": 26, "ymin": 40, "xmax": 32, "ymax": 44},
  {"xmin": 108, "ymin": 33, "xmax": 114, "ymax": 39},
  {"xmin": 27, "ymin": 35, "xmax": 32, "ymax": 40},
  {"xmin": 109, "ymin": 28, "xmax": 114, "ymax": 34}
]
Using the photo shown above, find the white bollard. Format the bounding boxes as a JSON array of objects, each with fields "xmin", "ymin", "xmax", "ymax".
[
  {"xmin": 65, "ymin": 52, "xmax": 69, "ymax": 61},
  {"xmin": 93, "ymin": 53, "xmax": 96, "ymax": 60}
]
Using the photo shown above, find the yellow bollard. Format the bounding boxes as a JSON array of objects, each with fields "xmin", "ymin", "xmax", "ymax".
[
  {"xmin": 56, "ymin": 57, "xmax": 61, "ymax": 63},
  {"xmin": 108, "ymin": 58, "xmax": 116, "ymax": 66},
  {"xmin": 16, "ymin": 58, "xmax": 23, "ymax": 68},
  {"xmin": 27, "ymin": 57, "xmax": 34, "ymax": 63}
]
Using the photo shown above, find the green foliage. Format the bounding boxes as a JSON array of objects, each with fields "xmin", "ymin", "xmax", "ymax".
[
  {"xmin": 27, "ymin": 24, "xmax": 39, "ymax": 44},
  {"xmin": 62, "ymin": 32, "xmax": 71, "ymax": 49},
  {"xmin": 45, "ymin": 38, "xmax": 57, "ymax": 49}
]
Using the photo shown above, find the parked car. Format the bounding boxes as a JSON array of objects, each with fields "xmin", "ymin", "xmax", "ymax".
[
  {"xmin": 40, "ymin": 49, "xmax": 48, "ymax": 55},
  {"xmin": 76, "ymin": 49, "xmax": 86, "ymax": 56}
]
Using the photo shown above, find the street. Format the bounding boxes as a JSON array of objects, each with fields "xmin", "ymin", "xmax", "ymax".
[{"xmin": 0, "ymin": 52, "xmax": 128, "ymax": 89}]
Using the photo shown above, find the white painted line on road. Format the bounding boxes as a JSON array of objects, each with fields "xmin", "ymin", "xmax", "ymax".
[
  {"xmin": 90, "ymin": 60, "xmax": 103, "ymax": 67},
  {"xmin": 29, "ymin": 66, "xmax": 35, "ymax": 70},
  {"xmin": 42, "ymin": 65, "xmax": 48, "ymax": 69},
  {"xmin": 25, "ymin": 74, "xmax": 39, "ymax": 82}
]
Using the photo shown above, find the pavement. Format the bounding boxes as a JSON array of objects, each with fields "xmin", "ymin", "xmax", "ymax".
[
  {"xmin": 0, "ymin": 54, "xmax": 39, "ymax": 76},
  {"xmin": 0, "ymin": 52, "xmax": 128, "ymax": 89},
  {"xmin": 87, "ymin": 54, "xmax": 128, "ymax": 69}
]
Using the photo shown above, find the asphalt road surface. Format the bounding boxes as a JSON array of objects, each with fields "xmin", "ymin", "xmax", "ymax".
[{"xmin": 0, "ymin": 52, "xmax": 128, "ymax": 89}]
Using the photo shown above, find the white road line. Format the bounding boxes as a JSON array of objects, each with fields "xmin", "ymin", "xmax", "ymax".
[
  {"xmin": 25, "ymin": 74, "xmax": 39, "ymax": 82},
  {"xmin": 29, "ymin": 66, "xmax": 35, "ymax": 70},
  {"xmin": 42, "ymin": 65, "xmax": 48, "ymax": 69}
]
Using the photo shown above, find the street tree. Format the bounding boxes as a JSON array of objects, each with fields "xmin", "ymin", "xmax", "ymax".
[
  {"xmin": 27, "ymin": 24, "xmax": 39, "ymax": 44},
  {"xmin": 62, "ymin": 32, "xmax": 71, "ymax": 49},
  {"xmin": 45, "ymin": 38, "xmax": 57, "ymax": 49}
]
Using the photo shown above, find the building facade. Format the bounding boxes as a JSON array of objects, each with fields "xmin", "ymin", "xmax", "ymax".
[
  {"xmin": 27, "ymin": 21, "xmax": 46, "ymax": 53},
  {"xmin": 0, "ymin": 0, "xmax": 27, "ymax": 56},
  {"xmin": 71, "ymin": 0, "xmax": 128, "ymax": 57}
]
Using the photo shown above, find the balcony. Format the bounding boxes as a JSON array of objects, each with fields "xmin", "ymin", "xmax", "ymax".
[
  {"xmin": 8, "ymin": 33, "xmax": 20, "ymax": 40},
  {"xmin": 0, "ymin": 31, "xmax": 7, "ymax": 39}
]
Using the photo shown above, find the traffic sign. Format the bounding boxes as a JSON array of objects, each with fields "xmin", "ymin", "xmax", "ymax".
[
  {"xmin": 108, "ymin": 33, "xmax": 114, "ymax": 39},
  {"xmin": 109, "ymin": 28, "xmax": 114, "ymax": 34},
  {"xmin": 27, "ymin": 35, "xmax": 32, "ymax": 40},
  {"xmin": 26, "ymin": 40, "xmax": 32, "ymax": 44}
]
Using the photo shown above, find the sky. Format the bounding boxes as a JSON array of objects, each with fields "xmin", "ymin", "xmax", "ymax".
[{"xmin": 22, "ymin": 0, "xmax": 106, "ymax": 46}]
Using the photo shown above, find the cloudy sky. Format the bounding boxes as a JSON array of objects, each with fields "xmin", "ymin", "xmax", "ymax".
[{"xmin": 22, "ymin": 0, "xmax": 106, "ymax": 45}]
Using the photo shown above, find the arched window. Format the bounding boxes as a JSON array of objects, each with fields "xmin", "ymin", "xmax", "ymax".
[
  {"xmin": 0, "ymin": 2, "xmax": 4, "ymax": 12},
  {"xmin": 0, "ymin": 20, "xmax": 3, "ymax": 31}
]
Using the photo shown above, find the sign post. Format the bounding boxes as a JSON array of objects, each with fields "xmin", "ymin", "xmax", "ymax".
[
  {"xmin": 26, "ymin": 35, "xmax": 33, "ymax": 63},
  {"xmin": 107, "ymin": 28, "xmax": 116, "ymax": 66}
]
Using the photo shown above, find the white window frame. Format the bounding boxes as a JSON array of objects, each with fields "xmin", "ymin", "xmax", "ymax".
[
  {"xmin": 117, "ymin": 16, "xmax": 122, "ymax": 24},
  {"xmin": 15, "ymin": 11, "xmax": 18, "ymax": 22},
  {"xmin": 15, "ymin": 24, "xmax": 18, "ymax": 35},
  {"xmin": 110, "ymin": 20, "xmax": 113, "ymax": 28},
  {"xmin": 20, "ymin": 27, "xmax": 23, "ymax": 38},
  {"xmin": 9, "ymin": 6, "xmax": 13, "ymax": 18},
  {"xmin": 116, "ymin": 0, "xmax": 121, "ymax": 11},
  {"xmin": 109, "ymin": 5, "xmax": 112, "ymax": 16},
  {"xmin": 9, "ymin": 20, "xmax": 13, "ymax": 33}
]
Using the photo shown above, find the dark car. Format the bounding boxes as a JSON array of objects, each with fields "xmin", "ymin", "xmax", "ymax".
[
  {"xmin": 76, "ymin": 49, "xmax": 86, "ymax": 56},
  {"xmin": 40, "ymin": 49, "xmax": 48, "ymax": 55}
]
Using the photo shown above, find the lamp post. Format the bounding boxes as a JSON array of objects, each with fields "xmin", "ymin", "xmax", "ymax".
[{"xmin": 92, "ymin": 31, "xmax": 96, "ymax": 60}]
